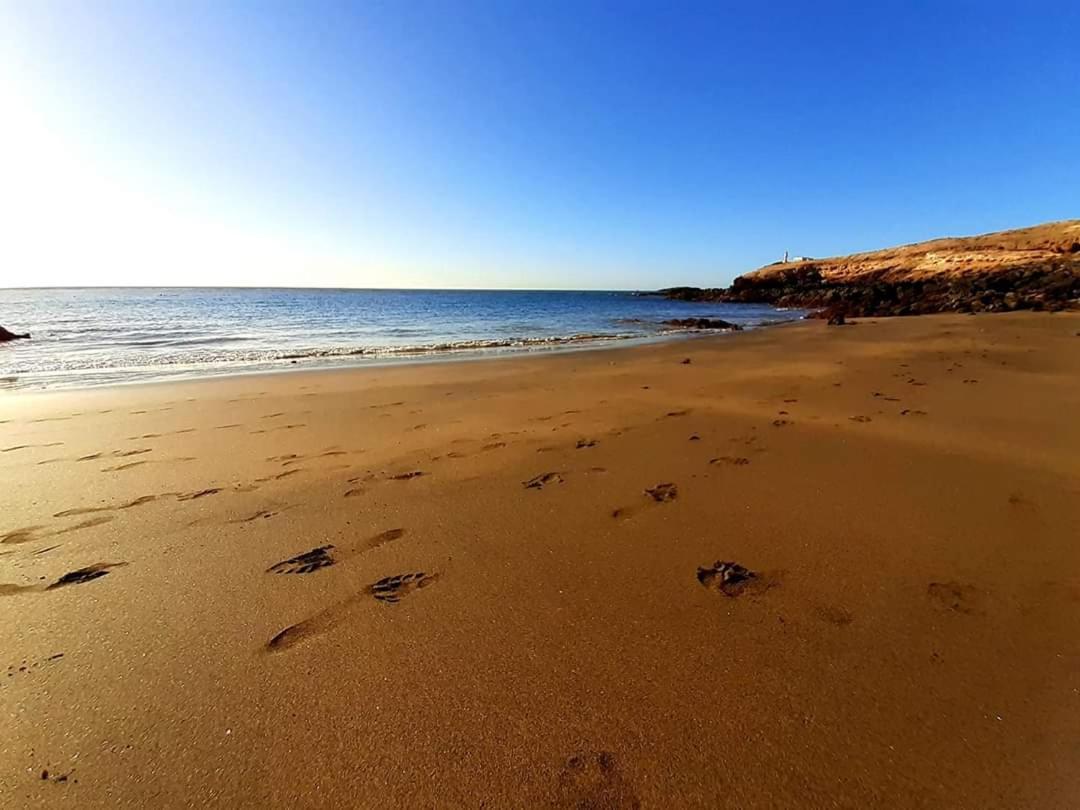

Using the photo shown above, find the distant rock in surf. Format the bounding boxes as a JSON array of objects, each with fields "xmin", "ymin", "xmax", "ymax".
[
  {"xmin": 662, "ymin": 318, "xmax": 742, "ymax": 331},
  {"xmin": 0, "ymin": 325, "xmax": 30, "ymax": 342}
]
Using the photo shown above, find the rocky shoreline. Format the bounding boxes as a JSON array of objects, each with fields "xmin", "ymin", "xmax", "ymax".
[
  {"xmin": 0, "ymin": 325, "xmax": 30, "ymax": 342},
  {"xmin": 658, "ymin": 220, "xmax": 1080, "ymax": 317}
]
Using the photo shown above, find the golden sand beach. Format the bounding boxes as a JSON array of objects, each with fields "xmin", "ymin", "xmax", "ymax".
[{"xmin": 2, "ymin": 312, "xmax": 1079, "ymax": 808}]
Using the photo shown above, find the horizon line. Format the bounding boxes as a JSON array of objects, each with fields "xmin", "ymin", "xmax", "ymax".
[{"xmin": 0, "ymin": 284, "xmax": 662, "ymax": 293}]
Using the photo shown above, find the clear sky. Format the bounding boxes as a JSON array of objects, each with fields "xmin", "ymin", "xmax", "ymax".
[{"xmin": 1, "ymin": 1, "xmax": 1077, "ymax": 290}]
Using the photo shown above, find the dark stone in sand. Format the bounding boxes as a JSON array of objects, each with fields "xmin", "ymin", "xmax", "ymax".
[
  {"xmin": 0, "ymin": 325, "xmax": 30, "ymax": 342},
  {"xmin": 824, "ymin": 307, "xmax": 848, "ymax": 326}
]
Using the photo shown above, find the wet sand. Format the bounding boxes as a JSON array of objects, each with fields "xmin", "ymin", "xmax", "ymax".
[{"xmin": 2, "ymin": 311, "xmax": 1079, "ymax": 808}]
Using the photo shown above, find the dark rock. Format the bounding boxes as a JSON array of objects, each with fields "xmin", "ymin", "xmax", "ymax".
[
  {"xmin": 825, "ymin": 307, "xmax": 847, "ymax": 326},
  {"xmin": 662, "ymin": 318, "xmax": 742, "ymax": 331},
  {"xmin": 0, "ymin": 325, "xmax": 30, "ymax": 342}
]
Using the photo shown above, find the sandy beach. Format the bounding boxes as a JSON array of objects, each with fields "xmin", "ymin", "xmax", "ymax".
[{"xmin": 2, "ymin": 311, "xmax": 1079, "ymax": 808}]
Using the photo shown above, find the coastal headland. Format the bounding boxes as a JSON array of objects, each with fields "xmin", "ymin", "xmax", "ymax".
[{"xmin": 658, "ymin": 219, "xmax": 1080, "ymax": 317}]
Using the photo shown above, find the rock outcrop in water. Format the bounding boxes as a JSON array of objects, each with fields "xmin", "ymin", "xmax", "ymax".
[
  {"xmin": 662, "ymin": 318, "xmax": 742, "ymax": 331},
  {"xmin": 0, "ymin": 325, "xmax": 30, "ymax": 342},
  {"xmin": 658, "ymin": 220, "xmax": 1080, "ymax": 317}
]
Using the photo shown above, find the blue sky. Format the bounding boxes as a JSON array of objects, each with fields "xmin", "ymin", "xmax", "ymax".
[{"xmin": 1, "ymin": 1, "xmax": 1077, "ymax": 289}]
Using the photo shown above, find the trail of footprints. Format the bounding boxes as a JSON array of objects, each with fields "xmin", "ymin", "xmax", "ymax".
[
  {"xmin": 264, "ymin": 527, "xmax": 442, "ymax": 651},
  {"xmin": 3, "ymin": 380, "xmax": 993, "ymax": 667}
]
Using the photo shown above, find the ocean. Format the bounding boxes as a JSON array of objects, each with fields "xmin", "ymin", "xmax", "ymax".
[{"xmin": 0, "ymin": 288, "xmax": 800, "ymax": 390}]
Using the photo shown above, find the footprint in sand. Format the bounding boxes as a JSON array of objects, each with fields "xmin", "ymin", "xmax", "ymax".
[
  {"xmin": 612, "ymin": 482, "xmax": 677, "ymax": 519},
  {"xmin": 47, "ymin": 562, "xmax": 127, "ymax": 590},
  {"xmin": 849, "ymin": 415, "xmax": 872, "ymax": 423},
  {"xmin": 900, "ymin": 409, "xmax": 928, "ymax": 417},
  {"xmin": 234, "ymin": 505, "xmax": 296, "ymax": 523},
  {"xmin": 266, "ymin": 566, "xmax": 436, "ymax": 652},
  {"xmin": 554, "ymin": 751, "xmax": 640, "ymax": 810},
  {"xmin": 266, "ymin": 529, "xmax": 405, "ymax": 574},
  {"xmin": 697, "ymin": 561, "xmax": 776, "ymax": 597},
  {"xmin": 2, "ymin": 443, "xmax": 63, "ymax": 453},
  {"xmin": 0, "ymin": 582, "xmax": 39, "ymax": 597},
  {"xmin": 53, "ymin": 495, "xmax": 156, "ymax": 517},
  {"xmin": 645, "ymin": 483, "xmax": 677, "ymax": 502},
  {"xmin": 266, "ymin": 596, "xmax": 363, "ymax": 652},
  {"xmin": 369, "ymin": 571, "xmax": 439, "ymax": 604},
  {"xmin": 1007, "ymin": 492, "xmax": 1038, "ymax": 511},
  {"xmin": 3, "ymin": 516, "xmax": 116, "ymax": 546},
  {"xmin": 267, "ymin": 546, "xmax": 336, "ymax": 574},
  {"xmin": 176, "ymin": 488, "xmax": 221, "ymax": 501},
  {"xmin": 575, "ymin": 439, "xmax": 598, "ymax": 449},
  {"xmin": 772, "ymin": 419, "xmax": 791, "ymax": 427},
  {"xmin": 102, "ymin": 460, "xmax": 148, "ymax": 472},
  {"xmin": 51, "ymin": 516, "xmax": 115, "ymax": 536},
  {"xmin": 927, "ymin": 581, "xmax": 984, "ymax": 614},
  {"xmin": 814, "ymin": 604, "xmax": 855, "ymax": 626},
  {"xmin": 388, "ymin": 471, "xmax": 425, "ymax": 481},
  {"xmin": 2, "ymin": 526, "xmax": 46, "ymax": 545},
  {"xmin": 709, "ymin": 456, "xmax": 750, "ymax": 467},
  {"xmin": 3, "ymin": 562, "xmax": 128, "ymax": 596},
  {"xmin": 524, "ymin": 472, "xmax": 564, "ymax": 490},
  {"xmin": 120, "ymin": 494, "xmax": 161, "ymax": 510}
]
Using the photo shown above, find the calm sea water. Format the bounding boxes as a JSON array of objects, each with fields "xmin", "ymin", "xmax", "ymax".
[{"xmin": 0, "ymin": 288, "xmax": 800, "ymax": 390}]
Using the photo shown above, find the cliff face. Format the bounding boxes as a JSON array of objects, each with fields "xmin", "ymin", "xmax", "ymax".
[{"xmin": 666, "ymin": 220, "xmax": 1080, "ymax": 316}]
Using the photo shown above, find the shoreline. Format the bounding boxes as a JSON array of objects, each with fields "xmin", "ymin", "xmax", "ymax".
[
  {"xmin": 1, "ymin": 319, "xmax": 793, "ymax": 394},
  {"xmin": 3, "ymin": 311, "xmax": 1078, "ymax": 807}
]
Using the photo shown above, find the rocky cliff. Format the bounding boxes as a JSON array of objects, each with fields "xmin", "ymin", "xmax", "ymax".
[{"xmin": 662, "ymin": 220, "xmax": 1080, "ymax": 316}]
